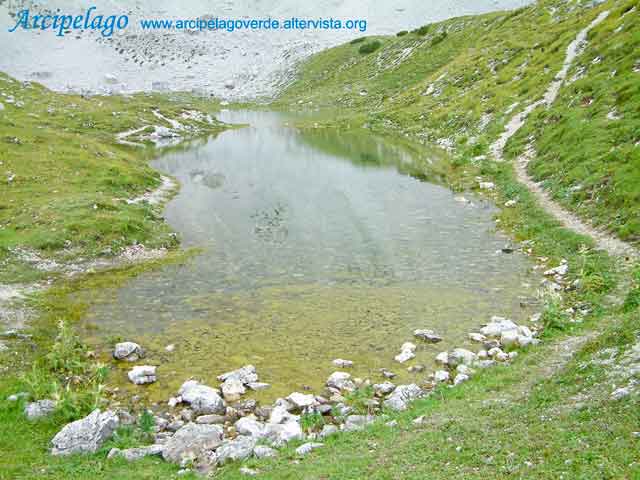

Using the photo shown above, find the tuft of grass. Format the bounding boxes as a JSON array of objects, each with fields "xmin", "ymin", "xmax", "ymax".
[{"xmin": 300, "ymin": 411, "xmax": 325, "ymax": 433}]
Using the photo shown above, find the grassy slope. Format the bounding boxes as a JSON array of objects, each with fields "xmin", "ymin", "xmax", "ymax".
[
  {"xmin": 0, "ymin": 73, "xmax": 225, "ymax": 284},
  {"xmin": 276, "ymin": 0, "xmax": 640, "ymax": 245}
]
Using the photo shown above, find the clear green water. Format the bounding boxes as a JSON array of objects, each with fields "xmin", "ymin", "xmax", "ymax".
[{"xmin": 83, "ymin": 111, "xmax": 535, "ymax": 403}]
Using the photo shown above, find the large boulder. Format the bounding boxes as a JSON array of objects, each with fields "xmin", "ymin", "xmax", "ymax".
[
  {"xmin": 383, "ymin": 384, "xmax": 423, "ymax": 411},
  {"xmin": 162, "ymin": 423, "xmax": 223, "ymax": 464},
  {"xmin": 113, "ymin": 342, "xmax": 145, "ymax": 362},
  {"xmin": 178, "ymin": 380, "xmax": 225, "ymax": 415},
  {"xmin": 25, "ymin": 399, "xmax": 56, "ymax": 420},
  {"xmin": 51, "ymin": 409, "xmax": 119, "ymax": 455}
]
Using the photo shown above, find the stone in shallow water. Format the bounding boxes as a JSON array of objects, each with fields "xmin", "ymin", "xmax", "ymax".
[
  {"xmin": 217, "ymin": 365, "xmax": 258, "ymax": 384},
  {"xmin": 113, "ymin": 342, "xmax": 144, "ymax": 361},
  {"xmin": 332, "ymin": 358, "xmax": 354, "ymax": 368},
  {"xmin": 413, "ymin": 329, "xmax": 443, "ymax": 343},
  {"xmin": 128, "ymin": 365, "xmax": 157, "ymax": 385},
  {"xmin": 178, "ymin": 380, "xmax": 225, "ymax": 415},
  {"xmin": 51, "ymin": 409, "xmax": 119, "ymax": 456}
]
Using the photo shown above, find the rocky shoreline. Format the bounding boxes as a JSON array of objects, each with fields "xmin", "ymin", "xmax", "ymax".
[{"xmin": 11, "ymin": 298, "xmax": 561, "ymax": 476}]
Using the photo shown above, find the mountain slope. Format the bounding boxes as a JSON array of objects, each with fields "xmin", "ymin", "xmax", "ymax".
[{"xmin": 276, "ymin": 0, "xmax": 640, "ymax": 246}]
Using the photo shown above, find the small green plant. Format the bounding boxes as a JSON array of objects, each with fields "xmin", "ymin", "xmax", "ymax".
[
  {"xmin": 46, "ymin": 320, "xmax": 87, "ymax": 375},
  {"xmin": 541, "ymin": 293, "xmax": 569, "ymax": 333},
  {"xmin": 358, "ymin": 40, "xmax": 381, "ymax": 55},
  {"xmin": 139, "ymin": 410, "xmax": 156, "ymax": 436},
  {"xmin": 396, "ymin": 30, "xmax": 408, "ymax": 37},
  {"xmin": 300, "ymin": 411, "xmax": 325, "ymax": 433},
  {"xmin": 344, "ymin": 385, "xmax": 375, "ymax": 414}
]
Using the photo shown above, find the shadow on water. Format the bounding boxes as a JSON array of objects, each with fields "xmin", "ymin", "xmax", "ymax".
[{"xmin": 82, "ymin": 110, "xmax": 536, "ymax": 403}]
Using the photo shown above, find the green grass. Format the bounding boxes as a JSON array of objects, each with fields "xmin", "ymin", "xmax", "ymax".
[{"xmin": 0, "ymin": 72, "xmax": 226, "ymax": 283}]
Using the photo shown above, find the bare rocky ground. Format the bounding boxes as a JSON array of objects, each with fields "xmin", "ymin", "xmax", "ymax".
[{"xmin": 0, "ymin": 0, "xmax": 532, "ymax": 100}]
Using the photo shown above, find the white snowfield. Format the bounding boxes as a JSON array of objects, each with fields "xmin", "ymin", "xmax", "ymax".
[{"xmin": 0, "ymin": 0, "xmax": 531, "ymax": 100}]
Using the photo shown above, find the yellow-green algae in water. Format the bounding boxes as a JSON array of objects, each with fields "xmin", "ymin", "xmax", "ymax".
[{"xmin": 86, "ymin": 280, "xmax": 533, "ymax": 404}]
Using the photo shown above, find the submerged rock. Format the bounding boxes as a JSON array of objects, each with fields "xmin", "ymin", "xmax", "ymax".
[
  {"xmin": 51, "ymin": 409, "xmax": 119, "ymax": 456},
  {"xmin": 332, "ymin": 359, "xmax": 354, "ymax": 368},
  {"xmin": 413, "ymin": 329, "xmax": 443, "ymax": 343}
]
